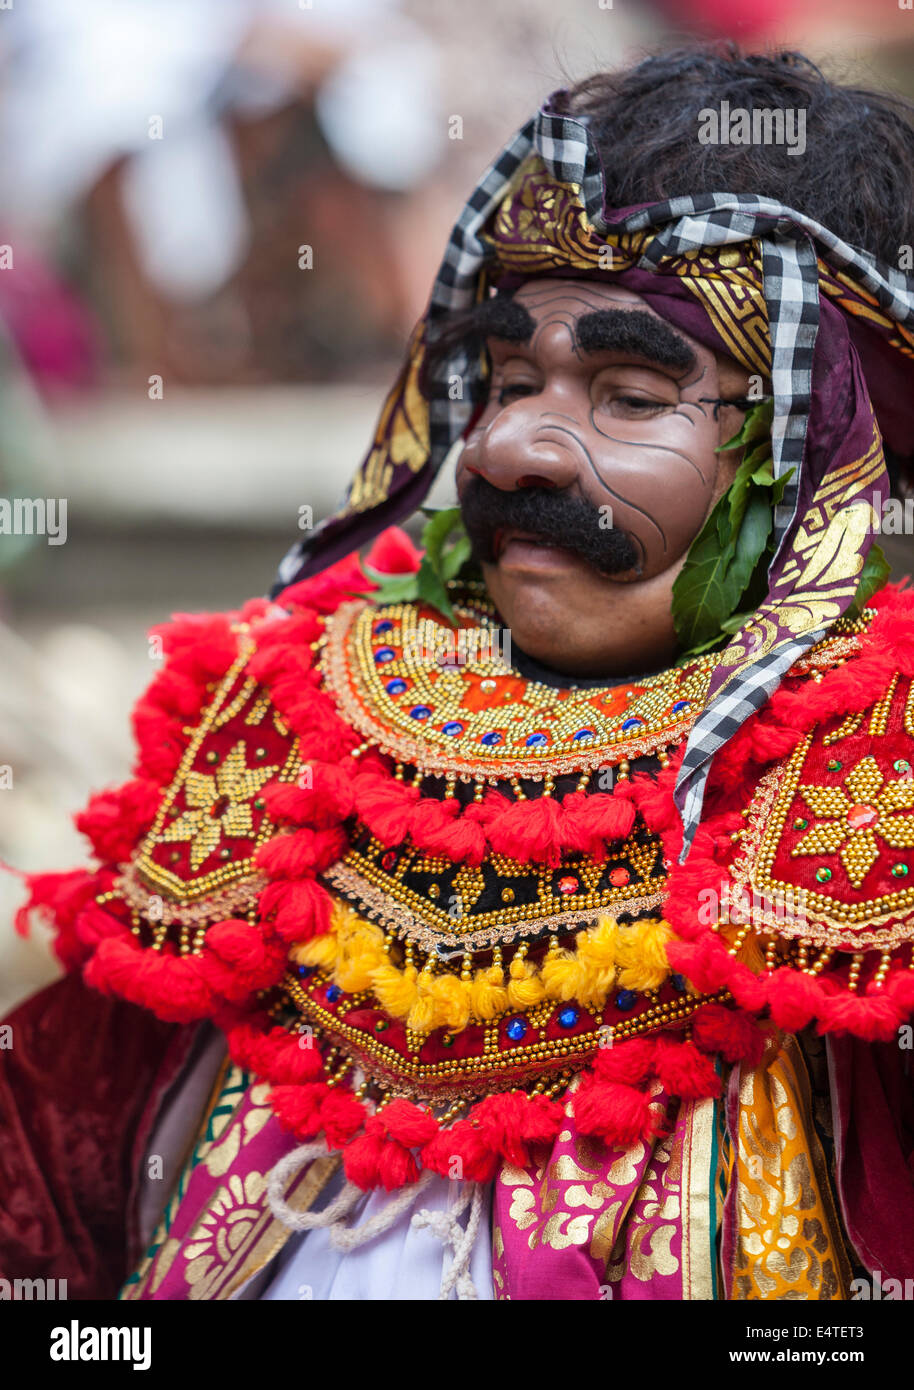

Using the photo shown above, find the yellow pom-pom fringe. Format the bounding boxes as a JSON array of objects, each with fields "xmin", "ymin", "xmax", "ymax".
[
  {"xmin": 289, "ymin": 900, "xmax": 681, "ymax": 1036},
  {"xmin": 293, "ymin": 933, "xmax": 338, "ymax": 971},
  {"xmin": 507, "ymin": 952, "xmax": 546, "ymax": 1009},
  {"xmin": 614, "ymin": 918, "xmax": 675, "ymax": 992}
]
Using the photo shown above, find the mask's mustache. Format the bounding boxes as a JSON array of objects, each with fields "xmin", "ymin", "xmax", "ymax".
[{"xmin": 460, "ymin": 476, "xmax": 640, "ymax": 576}]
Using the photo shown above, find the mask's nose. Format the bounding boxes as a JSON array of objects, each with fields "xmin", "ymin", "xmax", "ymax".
[{"xmin": 462, "ymin": 395, "xmax": 582, "ymax": 492}]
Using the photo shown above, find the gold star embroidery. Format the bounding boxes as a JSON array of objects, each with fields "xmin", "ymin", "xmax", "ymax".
[
  {"xmin": 793, "ymin": 755, "xmax": 914, "ymax": 888},
  {"xmin": 160, "ymin": 742, "xmax": 279, "ymax": 871}
]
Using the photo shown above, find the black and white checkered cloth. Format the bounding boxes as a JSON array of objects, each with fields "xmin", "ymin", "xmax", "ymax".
[{"xmin": 275, "ymin": 99, "xmax": 914, "ymax": 856}]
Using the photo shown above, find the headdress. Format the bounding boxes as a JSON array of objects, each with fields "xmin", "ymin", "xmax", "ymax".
[{"xmin": 273, "ymin": 93, "xmax": 914, "ymax": 854}]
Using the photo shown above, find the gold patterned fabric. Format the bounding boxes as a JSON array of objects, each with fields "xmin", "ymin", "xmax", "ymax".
[
  {"xmin": 123, "ymin": 1034, "xmax": 853, "ymax": 1300},
  {"xmin": 489, "ymin": 1032, "xmax": 852, "ymax": 1300},
  {"xmin": 122, "ymin": 1063, "xmax": 338, "ymax": 1302},
  {"xmin": 724, "ymin": 1034, "xmax": 852, "ymax": 1300},
  {"xmin": 492, "ymin": 1078, "xmax": 727, "ymax": 1299},
  {"xmin": 484, "ymin": 157, "xmax": 773, "ymax": 380}
]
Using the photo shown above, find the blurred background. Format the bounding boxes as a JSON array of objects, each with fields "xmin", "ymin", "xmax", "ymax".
[{"xmin": 3, "ymin": 0, "xmax": 914, "ymax": 1012}]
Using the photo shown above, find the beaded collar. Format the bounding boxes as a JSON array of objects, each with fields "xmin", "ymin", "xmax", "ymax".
[{"xmin": 318, "ymin": 591, "xmax": 720, "ymax": 790}]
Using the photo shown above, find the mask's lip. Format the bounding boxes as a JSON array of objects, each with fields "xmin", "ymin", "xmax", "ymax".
[
  {"xmin": 494, "ymin": 526, "xmax": 564, "ymax": 559},
  {"xmin": 494, "ymin": 528, "xmax": 602, "ymax": 579},
  {"xmin": 491, "ymin": 525, "xmax": 646, "ymax": 585}
]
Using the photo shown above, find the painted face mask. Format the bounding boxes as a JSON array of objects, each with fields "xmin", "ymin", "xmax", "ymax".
[{"xmin": 453, "ymin": 278, "xmax": 737, "ymax": 583}]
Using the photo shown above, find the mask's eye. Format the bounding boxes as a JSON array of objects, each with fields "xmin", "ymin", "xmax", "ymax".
[
  {"xmin": 596, "ymin": 393, "xmax": 672, "ymax": 420},
  {"xmin": 497, "ymin": 382, "xmax": 539, "ymax": 406},
  {"xmin": 592, "ymin": 372, "xmax": 677, "ymax": 418}
]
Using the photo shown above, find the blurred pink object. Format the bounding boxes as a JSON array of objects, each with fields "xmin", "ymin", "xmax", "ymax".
[
  {"xmin": 0, "ymin": 239, "xmax": 100, "ymax": 395},
  {"xmin": 652, "ymin": 0, "xmax": 793, "ymax": 39}
]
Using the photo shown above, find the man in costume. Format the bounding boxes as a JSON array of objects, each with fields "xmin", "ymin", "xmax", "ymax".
[{"xmin": 4, "ymin": 47, "xmax": 914, "ymax": 1300}]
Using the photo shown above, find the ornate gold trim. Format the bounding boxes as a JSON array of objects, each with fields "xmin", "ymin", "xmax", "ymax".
[
  {"xmin": 220, "ymin": 1154, "xmax": 340, "ymax": 1299},
  {"xmin": 284, "ymin": 971, "xmax": 729, "ymax": 1103},
  {"xmin": 114, "ymin": 863, "xmax": 267, "ymax": 926},
  {"xmin": 134, "ymin": 648, "xmax": 302, "ymax": 903},
  {"xmin": 323, "ymin": 857, "xmax": 668, "ymax": 954},
  {"xmin": 319, "ymin": 597, "xmax": 874, "ymax": 785},
  {"xmin": 320, "ymin": 597, "xmax": 717, "ymax": 778},
  {"xmin": 730, "ymin": 739, "xmax": 914, "ymax": 949}
]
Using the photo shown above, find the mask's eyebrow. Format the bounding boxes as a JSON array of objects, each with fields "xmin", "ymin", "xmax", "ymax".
[
  {"xmin": 466, "ymin": 295, "xmax": 536, "ymax": 345},
  {"xmin": 421, "ymin": 295, "xmax": 535, "ymax": 391},
  {"xmin": 425, "ymin": 295, "xmax": 534, "ymax": 360},
  {"xmin": 575, "ymin": 308, "xmax": 696, "ymax": 374}
]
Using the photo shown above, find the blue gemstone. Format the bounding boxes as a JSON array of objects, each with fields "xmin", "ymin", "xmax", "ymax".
[
  {"xmin": 374, "ymin": 620, "xmax": 393, "ymax": 634},
  {"xmin": 506, "ymin": 1017, "xmax": 528, "ymax": 1042},
  {"xmin": 615, "ymin": 988, "xmax": 637, "ymax": 1011},
  {"xmin": 442, "ymin": 721, "xmax": 464, "ymax": 736},
  {"xmin": 526, "ymin": 733, "xmax": 547, "ymax": 747},
  {"xmin": 480, "ymin": 731, "xmax": 502, "ymax": 746},
  {"xmin": 326, "ymin": 984, "xmax": 342, "ymax": 1002},
  {"xmin": 671, "ymin": 700, "xmax": 690, "ymax": 714},
  {"xmin": 410, "ymin": 705, "xmax": 432, "ymax": 720},
  {"xmin": 620, "ymin": 717, "xmax": 643, "ymax": 732},
  {"xmin": 557, "ymin": 1005, "xmax": 580, "ymax": 1029},
  {"xmin": 573, "ymin": 728, "xmax": 595, "ymax": 741},
  {"xmin": 296, "ymin": 964, "xmax": 314, "ymax": 978},
  {"xmin": 374, "ymin": 647, "xmax": 396, "ymax": 664},
  {"xmin": 671, "ymin": 973, "xmax": 687, "ymax": 992},
  {"xmin": 386, "ymin": 678, "xmax": 407, "ymax": 695}
]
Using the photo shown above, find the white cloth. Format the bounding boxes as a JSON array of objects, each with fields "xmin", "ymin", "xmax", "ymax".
[{"xmin": 258, "ymin": 1167, "xmax": 494, "ymax": 1301}]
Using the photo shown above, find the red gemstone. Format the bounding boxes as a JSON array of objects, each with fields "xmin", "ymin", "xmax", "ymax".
[
  {"xmin": 210, "ymin": 795, "xmax": 230, "ymax": 819},
  {"xmin": 558, "ymin": 875, "xmax": 580, "ymax": 895},
  {"xmin": 609, "ymin": 867, "xmax": 631, "ymax": 886},
  {"xmin": 381, "ymin": 851, "xmax": 397, "ymax": 872},
  {"xmin": 846, "ymin": 802, "xmax": 878, "ymax": 830}
]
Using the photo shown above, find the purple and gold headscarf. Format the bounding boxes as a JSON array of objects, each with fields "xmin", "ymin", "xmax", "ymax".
[{"xmin": 274, "ymin": 93, "xmax": 914, "ymax": 854}]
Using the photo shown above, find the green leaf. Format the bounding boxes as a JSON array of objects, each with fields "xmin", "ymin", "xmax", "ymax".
[
  {"xmin": 671, "ymin": 497, "xmax": 744, "ymax": 651},
  {"xmin": 715, "ymin": 502, "xmax": 732, "ymax": 549},
  {"xmin": 416, "ymin": 562, "xmax": 456, "ymax": 622},
  {"xmin": 674, "ymin": 606, "xmax": 765, "ymax": 665},
  {"xmin": 414, "ymin": 507, "xmax": 475, "ymax": 619},
  {"xmin": 420, "ymin": 507, "xmax": 463, "ymax": 569},
  {"xmin": 440, "ymin": 534, "xmax": 472, "ymax": 581},
  {"xmin": 845, "ymin": 543, "xmax": 890, "ymax": 620},
  {"xmin": 723, "ymin": 400, "xmax": 777, "ymax": 537},
  {"xmin": 749, "ymin": 454, "xmax": 794, "ymax": 505},
  {"xmin": 674, "ymin": 397, "xmax": 780, "ymax": 656},
  {"xmin": 726, "ymin": 450, "xmax": 760, "ymax": 538},
  {"xmin": 354, "ymin": 507, "xmax": 477, "ymax": 622},
  {"xmin": 363, "ymin": 570, "xmax": 419, "ymax": 600},
  {"xmin": 725, "ymin": 491, "xmax": 772, "ymax": 601},
  {"xmin": 716, "ymin": 396, "xmax": 773, "ymax": 455},
  {"xmin": 720, "ymin": 609, "xmax": 755, "ymax": 635},
  {"xmin": 355, "ymin": 565, "xmax": 419, "ymax": 603}
]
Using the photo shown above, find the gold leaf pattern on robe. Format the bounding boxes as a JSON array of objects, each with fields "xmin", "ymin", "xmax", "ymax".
[{"xmin": 729, "ymin": 1035, "xmax": 852, "ymax": 1300}]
